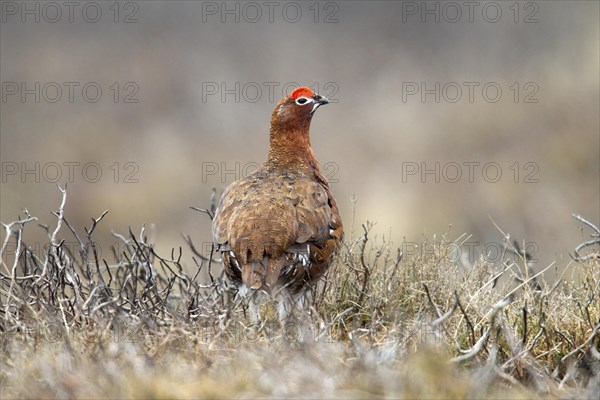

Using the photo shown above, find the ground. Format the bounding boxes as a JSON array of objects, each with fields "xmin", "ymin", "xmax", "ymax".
[{"xmin": 1, "ymin": 192, "xmax": 598, "ymax": 399}]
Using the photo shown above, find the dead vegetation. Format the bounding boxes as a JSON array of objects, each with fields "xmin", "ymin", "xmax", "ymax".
[{"xmin": 1, "ymin": 187, "xmax": 598, "ymax": 399}]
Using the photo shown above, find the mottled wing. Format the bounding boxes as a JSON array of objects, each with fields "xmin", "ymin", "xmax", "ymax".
[
  {"xmin": 212, "ymin": 179, "xmax": 249, "ymax": 249},
  {"xmin": 213, "ymin": 175, "xmax": 298, "ymax": 263},
  {"xmin": 293, "ymin": 179, "xmax": 333, "ymax": 247},
  {"xmin": 299, "ymin": 169, "xmax": 344, "ymax": 281}
]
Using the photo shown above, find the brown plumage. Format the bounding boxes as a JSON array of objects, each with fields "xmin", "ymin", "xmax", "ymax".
[{"xmin": 212, "ymin": 87, "xmax": 343, "ymax": 319}]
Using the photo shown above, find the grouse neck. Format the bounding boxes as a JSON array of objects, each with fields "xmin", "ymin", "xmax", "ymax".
[{"xmin": 267, "ymin": 126, "xmax": 319, "ymax": 172}]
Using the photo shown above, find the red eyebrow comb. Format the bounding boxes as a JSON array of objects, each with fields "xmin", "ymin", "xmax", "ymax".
[{"xmin": 290, "ymin": 87, "xmax": 315, "ymax": 100}]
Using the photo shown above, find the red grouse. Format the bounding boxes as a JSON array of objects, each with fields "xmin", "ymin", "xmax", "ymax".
[{"xmin": 212, "ymin": 87, "xmax": 343, "ymax": 321}]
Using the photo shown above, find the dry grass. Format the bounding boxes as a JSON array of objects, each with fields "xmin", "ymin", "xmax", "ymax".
[{"xmin": 1, "ymin": 188, "xmax": 598, "ymax": 399}]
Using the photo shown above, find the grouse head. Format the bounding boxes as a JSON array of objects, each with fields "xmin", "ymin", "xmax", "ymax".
[{"xmin": 270, "ymin": 87, "xmax": 329, "ymax": 134}]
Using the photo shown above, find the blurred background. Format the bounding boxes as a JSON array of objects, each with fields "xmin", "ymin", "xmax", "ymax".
[{"xmin": 1, "ymin": 1, "xmax": 598, "ymax": 276}]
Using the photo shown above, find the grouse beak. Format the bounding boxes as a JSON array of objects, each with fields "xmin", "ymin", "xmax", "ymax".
[{"xmin": 311, "ymin": 94, "xmax": 329, "ymax": 114}]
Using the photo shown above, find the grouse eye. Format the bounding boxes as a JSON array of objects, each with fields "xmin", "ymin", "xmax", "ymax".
[{"xmin": 295, "ymin": 97, "xmax": 309, "ymax": 105}]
